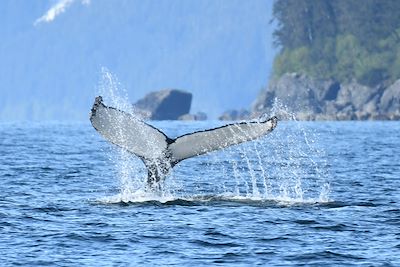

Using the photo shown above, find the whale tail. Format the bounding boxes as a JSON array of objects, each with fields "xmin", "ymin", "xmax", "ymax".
[{"xmin": 90, "ymin": 96, "xmax": 277, "ymax": 188}]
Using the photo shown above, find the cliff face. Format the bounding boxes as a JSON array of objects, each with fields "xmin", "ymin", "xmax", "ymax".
[{"xmin": 252, "ymin": 73, "xmax": 400, "ymax": 120}]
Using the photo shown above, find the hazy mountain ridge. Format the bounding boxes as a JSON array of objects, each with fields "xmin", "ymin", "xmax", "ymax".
[{"xmin": 0, "ymin": 0, "xmax": 275, "ymax": 121}]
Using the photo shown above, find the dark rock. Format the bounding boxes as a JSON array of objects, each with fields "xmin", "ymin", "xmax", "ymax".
[
  {"xmin": 219, "ymin": 109, "xmax": 250, "ymax": 121},
  {"xmin": 134, "ymin": 89, "xmax": 192, "ymax": 120},
  {"xmin": 324, "ymin": 82, "xmax": 341, "ymax": 101}
]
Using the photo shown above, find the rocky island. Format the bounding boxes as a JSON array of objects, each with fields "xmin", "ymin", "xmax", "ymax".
[{"xmin": 133, "ymin": 89, "xmax": 207, "ymax": 121}]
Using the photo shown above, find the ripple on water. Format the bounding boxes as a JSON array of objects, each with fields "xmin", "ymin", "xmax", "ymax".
[
  {"xmin": 1, "ymin": 121, "xmax": 400, "ymax": 266},
  {"xmin": 287, "ymin": 250, "xmax": 367, "ymax": 261}
]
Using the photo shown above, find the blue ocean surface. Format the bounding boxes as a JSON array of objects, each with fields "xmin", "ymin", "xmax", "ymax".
[{"xmin": 0, "ymin": 120, "xmax": 399, "ymax": 266}]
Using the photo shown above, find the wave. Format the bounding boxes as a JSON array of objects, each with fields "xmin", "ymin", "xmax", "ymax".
[{"xmin": 93, "ymin": 190, "xmax": 332, "ymax": 207}]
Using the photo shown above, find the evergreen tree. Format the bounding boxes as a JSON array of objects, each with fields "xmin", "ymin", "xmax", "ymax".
[{"xmin": 272, "ymin": 0, "xmax": 400, "ymax": 85}]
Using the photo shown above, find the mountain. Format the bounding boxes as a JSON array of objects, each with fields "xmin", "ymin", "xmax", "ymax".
[{"xmin": 0, "ymin": 0, "xmax": 276, "ymax": 121}]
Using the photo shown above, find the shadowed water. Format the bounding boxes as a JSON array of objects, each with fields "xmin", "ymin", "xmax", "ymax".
[{"xmin": 1, "ymin": 120, "xmax": 399, "ymax": 266}]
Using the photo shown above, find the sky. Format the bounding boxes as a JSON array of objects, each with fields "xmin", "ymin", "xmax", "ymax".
[{"xmin": 0, "ymin": 0, "xmax": 276, "ymax": 121}]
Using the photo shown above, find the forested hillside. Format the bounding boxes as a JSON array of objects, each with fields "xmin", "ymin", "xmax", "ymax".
[{"xmin": 272, "ymin": 0, "xmax": 400, "ymax": 86}]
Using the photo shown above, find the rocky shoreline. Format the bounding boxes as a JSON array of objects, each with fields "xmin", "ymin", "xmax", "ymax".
[
  {"xmin": 133, "ymin": 74, "xmax": 399, "ymax": 121},
  {"xmin": 133, "ymin": 89, "xmax": 207, "ymax": 121},
  {"xmin": 221, "ymin": 73, "xmax": 400, "ymax": 121}
]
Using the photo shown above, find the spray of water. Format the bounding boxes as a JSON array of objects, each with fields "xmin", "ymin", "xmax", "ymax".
[
  {"xmin": 97, "ymin": 68, "xmax": 176, "ymax": 202},
  {"xmin": 96, "ymin": 70, "xmax": 330, "ymax": 204},
  {"xmin": 194, "ymin": 99, "xmax": 330, "ymax": 203},
  {"xmin": 261, "ymin": 98, "xmax": 331, "ymax": 202}
]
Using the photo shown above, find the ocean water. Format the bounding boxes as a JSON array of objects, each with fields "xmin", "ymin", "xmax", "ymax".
[{"xmin": 0, "ymin": 120, "xmax": 399, "ymax": 266}]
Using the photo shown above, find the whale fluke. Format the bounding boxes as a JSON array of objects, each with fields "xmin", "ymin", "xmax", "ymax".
[
  {"xmin": 90, "ymin": 96, "xmax": 277, "ymax": 188},
  {"xmin": 169, "ymin": 116, "xmax": 277, "ymax": 162}
]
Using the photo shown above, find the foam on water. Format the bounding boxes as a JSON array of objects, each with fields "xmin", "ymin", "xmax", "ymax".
[
  {"xmin": 96, "ymin": 70, "xmax": 331, "ymax": 205},
  {"xmin": 96, "ymin": 191, "xmax": 325, "ymax": 206}
]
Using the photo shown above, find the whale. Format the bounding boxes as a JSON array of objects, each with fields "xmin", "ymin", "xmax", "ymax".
[{"xmin": 90, "ymin": 96, "xmax": 278, "ymax": 189}]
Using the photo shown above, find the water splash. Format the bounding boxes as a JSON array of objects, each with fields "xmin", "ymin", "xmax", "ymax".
[
  {"xmin": 98, "ymin": 68, "xmax": 154, "ymax": 199},
  {"xmin": 96, "ymin": 71, "xmax": 330, "ymax": 204},
  {"xmin": 98, "ymin": 67, "xmax": 133, "ymax": 114},
  {"xmin": 244, "ymin": 98, "xmax": 331, "ymax": 202},
  {"xmin": 176, "ymin": 98, "xmax": 332, "ymax": 203}
]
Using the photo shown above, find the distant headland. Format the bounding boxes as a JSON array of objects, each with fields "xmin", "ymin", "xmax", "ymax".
[
  {"xmin": 223, "ymin": 0, "xmax": 400, "ymax": 120},
  {"xmin": 135, "ymin": 76, "xmax": 399, "ymax": 121}
]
